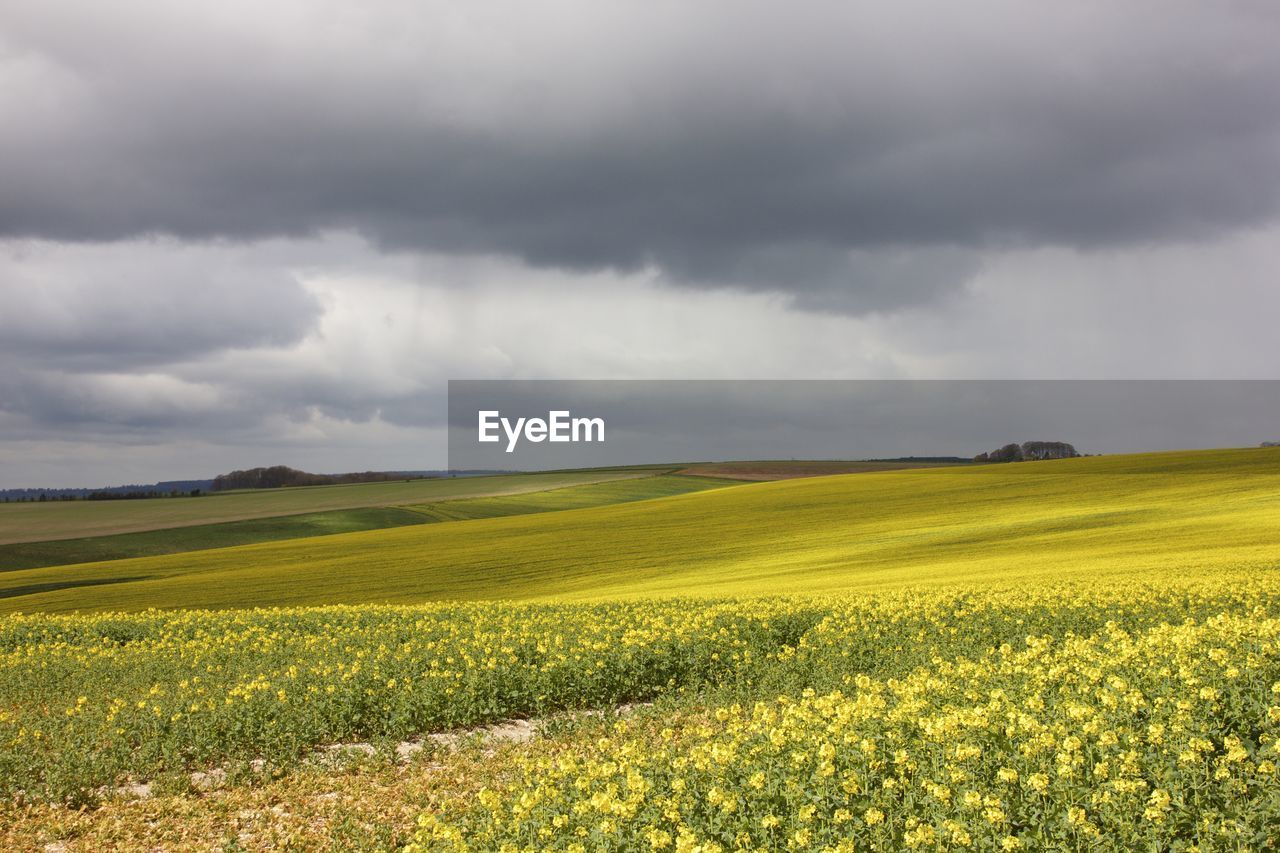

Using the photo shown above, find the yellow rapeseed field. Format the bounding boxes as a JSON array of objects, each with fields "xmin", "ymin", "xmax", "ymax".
[
  {"xmin": 3, "ymin": 447, "xmax": 1278, "ymax": 613},
  {"xmin": 3, "ymin": 570, "xmax": 1280, "ymax": 851},
  {"xmin": 410, "ymin": 579, "xmax": 1280, "ymax": 850},
  {"xmin": 2, "ymin": 448, "xmax": 1280, "ymax": 849}
]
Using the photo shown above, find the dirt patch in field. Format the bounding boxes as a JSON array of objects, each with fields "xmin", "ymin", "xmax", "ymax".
[
  {"xmin": 4, "ymin": 702, "xmax": 666, "ymax": 852},
  {"xmin": 107, "ymin": 702, "xmax": 653, "ymax": 803}
]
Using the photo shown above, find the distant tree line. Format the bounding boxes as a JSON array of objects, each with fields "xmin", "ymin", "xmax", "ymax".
[
  {"xmin": 0, "ymin": 468, "xmax": 437, "ymax": 501},
  {"xmin": 211, "ymin": 466, "xmax": 431, "ymax": 491},
  {"xmin": 85, "ymin": 489, "xmax": 203, "ymax": 500},
  {"xmin": 1, "ymin": 490, "xmax": 202, "ymax": 502},
  {"xmin": 974, "ymin": 441, "xmax": 1081, "ymax": 463},
  {"xmin": 0, "ymin": 482, "xmax": 209, "ymax": 502}
]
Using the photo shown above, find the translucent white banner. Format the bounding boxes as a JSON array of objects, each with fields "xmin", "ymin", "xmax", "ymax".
[{"xmin": 447, "ymin": 380, "xmax": 1280, "ymax": 471}]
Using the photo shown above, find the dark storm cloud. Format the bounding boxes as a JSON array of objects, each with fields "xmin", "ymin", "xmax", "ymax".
[
  {"xmin": 2, "ymin": 0, "xmax": 1278, "ymax": 310},
  {"xmin": 2, "ymin": 0, "xmax": 1278, "ymax": 490}
]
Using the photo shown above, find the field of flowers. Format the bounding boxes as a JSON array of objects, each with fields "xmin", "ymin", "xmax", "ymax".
[
  {"xmin": 4, "ymin": 570, "xmax": 1280, "ymax": 853},
  {"xmin": 0, "ymin": 600, "xmax": 821, "ymax": 803},
  {"xmin": 416, "ymin": 612, "xmax": 1280, "ymax": 850},
  {"xmin": 408, "ymin": 576, "xmax": 1280, "ymax": 851}
]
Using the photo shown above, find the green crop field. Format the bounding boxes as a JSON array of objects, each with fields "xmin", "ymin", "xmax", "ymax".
[
  {"xmin": 0, "ymin": 474, "xmax": 736, "ymax": 573},
  {"xmin": 0, "ymin": 469, "xmax": 656, "ymax": 545},
  {"xmin": 2, "ymin": 447, "xmax": 1277, "ymax": 614},
  {"xmin": 0, "ymin": 507, "xmax": 431, "ymax": 573}
]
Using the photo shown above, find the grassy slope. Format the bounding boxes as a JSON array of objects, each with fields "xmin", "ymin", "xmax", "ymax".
[
  {"xmin": 0, "ymin": 508, "xmax": 430, "ymax": 573},
  {"xmin": 0, "ymin": 475, "xmax": 736, "ymax": 572},
  {"xmin": 2, "ymin": 447, "xmax": 1278, "ymax": 613},
  {"xmin": 0, "ymin": 470, "xmax": 654, "ymax": 545}
]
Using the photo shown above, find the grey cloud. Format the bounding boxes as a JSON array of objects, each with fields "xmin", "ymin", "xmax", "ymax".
[
  {"xmin": 0, "ymin": 371, "xmax": 224, "ymax": 432},
  {"xmin": 2, "ymin": 1, "xmax": 1278, "ymax": 312},
  {"xmin": 678, "ymin": 244, "xmax": 983, "ymax": 313},
  {"xmin": 0, "ymin": 238, "xmax": 326, "ymax": 444},
  {"xmin": 0, "ymin": 240, "xmax": 323, "ymax": 370}
]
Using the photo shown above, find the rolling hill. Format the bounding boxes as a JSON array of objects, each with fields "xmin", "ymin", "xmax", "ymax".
[
  {"xmin": 405, "ymin": 474, "xmax": 736, "ymax": 521},
  {"xmin": 3, "ymin": 447, "xmax": 1277, "ymax": 613},
  {"xmin": 0, "ymin": 474, "xmax": 736, "ymax": 571},
  {"xmin": 0, "ymin": 469, "xmax": 658, "ymax": 545}
]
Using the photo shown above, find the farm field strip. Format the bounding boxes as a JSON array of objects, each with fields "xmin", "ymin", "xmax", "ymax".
[
  {"xmin": 0, "ymin": 507, "xmax": 430, "ymax": 573},
  {"xmin": 0, "ymin": 468, "xmax": 658, "ymax": 545}
]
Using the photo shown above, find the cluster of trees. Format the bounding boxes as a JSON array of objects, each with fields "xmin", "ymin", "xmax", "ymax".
[
  {"xmin": 975, "ymin": 441, "xmax": 1080, "ymax": 463},
  {"xmin": 211, "ymin": 466, "xmax": 429, "ymax": 491}
]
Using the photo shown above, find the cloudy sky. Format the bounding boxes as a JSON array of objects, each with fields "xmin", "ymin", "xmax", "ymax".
[{"xmin": 2, "ymin": 0, "xmax": 1278, "ymax": 487}]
